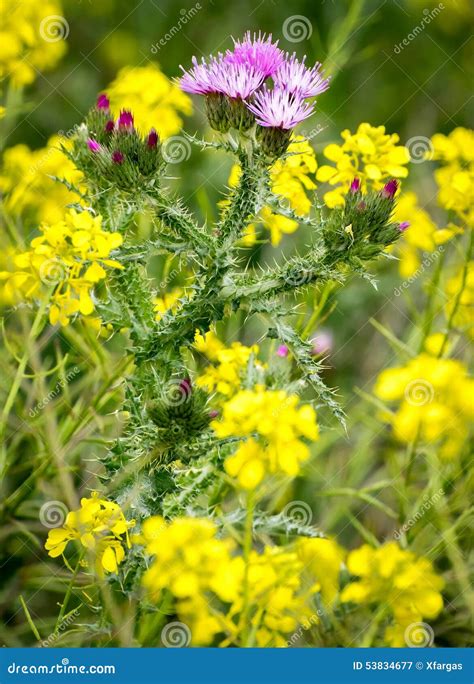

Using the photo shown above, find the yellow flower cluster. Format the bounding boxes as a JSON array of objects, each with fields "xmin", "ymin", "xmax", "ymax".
[
  {"xmin": 374, "ymin": 348, "xmax": 473, "ymax": 459},
  {"xmin": 106, "ymin": 63, "xmax": 192, "ymax": 138},
  {"xmin": 445, "ymin": 262, "xmax": 474, "ymax": 339},
  {"xmin": 212, "ymin": 387, "xmax": 319, "ymax": 489},
  {"xmin": 316, "ymin": 123, "xmax": 410, "ymax": 208},
  {"xmin": 0, "ymin": 136, "xmax": 83, "ymax": 225},
  {"xmin": 341, "ymin": 542, "xmax": 444, "ymax": 646},
  {"xmin": 0, "ymin": 210, "xmax": 123, "ymax": 326},
  {"xmin": 431, "ymin": 127, "xmax": 474, "ymax": 227},
  {"xmin": 194, "ymin": 330, "xmax": 261, "ymax": 398},
  {"xmin": 0, "ymin": 0, "xmax": 67, "ymax": 87},
  {"xmin": 45, "ymin": 493, "xmax": 133, "ymax": 577},
  {"xmin": 140, "ymin": 516, "xmax": 343, "ymax": 647},
  {"xmin": 296, "ymin": 537, "xmax": 345, "ymax": 605},
  {"xmin": 228, "ymin": 137, "xmax": 317, "ymax": 246},
  {"xmin": 154, "ymin": 287, "xmax": 183, "ymax": 321},
  {"xmin": 393, "ymin": 192, "xmax": 457, "ymax": 277}
]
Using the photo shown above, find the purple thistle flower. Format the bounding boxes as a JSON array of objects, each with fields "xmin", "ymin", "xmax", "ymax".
[
  {"xmin": 112, "ymin": 150, "xmax": 124, "ymax": 164},
  {"xmin": 97, "ymin": 93, "xmax": 110, "ymax": 110},
  {"xmin": 276, "ymin": 344, "xmax": 289, "ymax": 358},
  {"xmin": 105, "ymin": 120, "xmax": 115, "ymax": 133},
  {"xmin": 310, "ymin": 330, "xmax": 333, "ymax": 356},
  {"xmin": 210, "ymin": 60, "xmax": 265, "ymax": 99},
  {"xmin": 381, "ymin": 179, "xmax": 398, "ymax": 198},
  {"xmin": 246, "ymin": 87, "xmax": 314, "ymax": 129},
  {"xmin": 179, "ymin": 55, "xmax": 223, "ymax": 95},
  {"xmin": 147, "ymin": 129, "xmax": 159, "ymax": 148},
  {"xmin": 350, "ymin": 177, "xmax": 361, "ymax": 193},
  {"xmin": 225, "ymin": 31, "xmax": 284, "ymax": 78},
  {"xmin": 87, "ymin": 138, "xmax": 101, "ymax": 153},
  {"xmin": 398, "ymin": 221, "xmax": 410, "ymax": 232},
  {"xmin": 117, "ymin": 110, "xmax": 134, "ymax": 129},
  {"xmin": 274, "ymin": 54, "xmax": 330, "ymax": 99}
]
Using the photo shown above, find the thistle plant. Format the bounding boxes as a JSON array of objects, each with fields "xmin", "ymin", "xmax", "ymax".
[{"xmin": 11, "ymin": 34, "xmax": 408, "ymax": 522}]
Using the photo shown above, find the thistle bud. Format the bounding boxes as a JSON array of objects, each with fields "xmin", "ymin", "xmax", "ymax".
[
  {"xmin": 112, "ymin": 150, "xmax": 125, "ymax": 164},
  {"xmin": 398, "ymin": 221, "xmax": 410, "ymax": 232},
  {"xmin": 257, "ymin": 125, "xmax": 292, "ymax": 159},
  {"xmin": 87, "ymin": 138, "xmax": 101, "ymax": 153},
  {"xmin": 97, "ymin": 93, "xmax": 110, "ymax": 110},
  {"xmin": 349, "ymin": 177, "xmax": 361, "ymax": 193},
  {"xmin": 118, "ymin": 110, "xmax": 134, "ymax": 130},
  {"xmin": 205, "ymin": 93, "xmax": 231, "ymax": 133},
  {"xmin": 147, "ymin": 129, "xmax": 159, "ymax": 148},
  {"xmin": 381, "ymin": 179, "xmax": 398, "ymax": 198}
]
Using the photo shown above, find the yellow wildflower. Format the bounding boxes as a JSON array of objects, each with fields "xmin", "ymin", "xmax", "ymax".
[
  {"xmin": 212, "ymin": 387, "xmax": 319, "ymax": 488},
  {"xmin": 45, "ymin": 493, "xmax": 133, "ymax": 576},
  {"xmin": 444, "ymin": 262, "xmax": 474, "ymax": 339},
  {"xmin": 316, "ymin": 123, "xmax": 410, "ymax": 208},
  {"xmin": 195, "ymin": 332, "xmax": 261, "ymax": 398},
  {"xmin": 430, "ymin": 127, "xmax": 474, "ymax": 227},
  {"xmin": 0, "ymin": 136, "xmax": 84, "ymax": 225},
  {"xmin": 0, "ymin": 209, "xmax": 123, "ymax": 326},
  {"xmin": 106, "ymin": 63, "xmax": 192, "ymax": 138},
  {"xmin": 341, "ymin": 542, "xmax": 444, "ymax": 646},
  {"xmin": 296, "ymin": 537, "xmax": 345, "ymax": 604},
  {"xmin": 229, "ymin": 136, "xmax": 317, "ymax": 246},
  {"xmin": 154, "ymin": 287, "xmax": 183, "ymax": 321},
  {"xmin": 0, "ymin": 0, "xmax": 67, "ymax": 87},
  {"xmin": 374, "ymin": 349, "xmax": 473, "ymax": 459},
  {"xmin": 393, "ymin": 192, "xmax": 457, "ymax": 277}
]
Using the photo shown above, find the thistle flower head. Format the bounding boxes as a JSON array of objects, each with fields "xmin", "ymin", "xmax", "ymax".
[
  {"xmin": 112, "ymin": 150, "xmax": 125, "ymax": 164},
  {"xmin": 210, "ymin": 60, "xmax": 265, "ymax": 100},
  {"xmin": 226, "ymin": 31, "xmax": 284, "ymax": 77},
  {"xmin": 398, "ymin": 221, "xmax": 410, "ymax": 232},
  {"xmin": 147, "ymin": 129, "xmax": 159, "ymax": 148},
  {"xmin": 179, "ymin": 55, "xmax": 223, "ymax": 95},
  {"xmin": 274, "ymin": 54, "xmax": 330, "ymax": 98},
  {"xmin": 350, "ymin": 177, "xmax": 361, "ymax": 193},
  {"xmin": 87, "ymin": 138, "xmax": 101, "ymax": 153},
  {"xmin": 117, "ymin": 110, "xmax": 134, "ymax": 129},
  {"xmin": 247, "ymin": 87, "xmax": 314, "ymax": 130},
  {"xmin": 381, "ymin": 178, "xmax": 398, "ymax": 198},
  {"xmin": 97, "ymin": 93, "xmax": 110, "ymax": 110},
  {"xmin": 105, "ymin": 120, "xmax": 115, "ymax": 133}
]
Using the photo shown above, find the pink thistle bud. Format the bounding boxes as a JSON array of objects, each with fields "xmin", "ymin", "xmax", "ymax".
[
  {"xmin": 147, "ymin": 129, "xmax": 159, "ymax": 148},
  {"xmin": 87, "ymin": 138, "xmax": 101, "ymax": 152},
  {"xmin": 97, "ymin": 93, "xmax": 110, "ymax": 110},
  {"xmin": 276, "ymin": 344, "xmax": 289, "ymax": 358},
  {"xmin": 310, "ymin": 330, "xmax": 333, "ymax": 356},
  {"xmin": 179, "ymin": 378, "xmax": 192, "ymax": 398},
  {"xmin": 349, "ymin": 177, "xmax": 361, "ymax": 193},
  {"xmin": 381, "ymin": 179, "xmax": 398, "ymax": 198},
  {"xmin": 398, "ymin": 221, "xmax": 410, "ymax": 232},
  {"xmin": 209, "ymin": 409, "xmax": 220, "ymax": 419},
  {"xmin": 105, "ymin": 120, "xmax": 115, "ymax": 133},
  {"xmin": 112, "ymin": 150, "xmax": 124, "ymax": 164},
  {"xmin": 356, "ymin": 200, "xmax": 367, "ymax": 212},
  {"xmin": 118, "ymin": 110, "xmax": 134, "ymax": 129}
]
